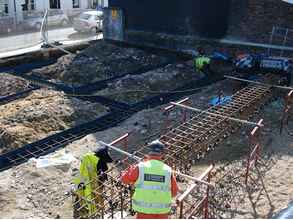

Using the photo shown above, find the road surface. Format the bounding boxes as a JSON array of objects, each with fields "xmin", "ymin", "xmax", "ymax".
[{"xmin": 0, "ymin": 27, "xmax": 97, "ymax": 53}]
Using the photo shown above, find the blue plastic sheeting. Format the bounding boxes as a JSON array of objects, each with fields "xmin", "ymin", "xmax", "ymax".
[
  {"xmin": 274, "ymin": 202, "xmax": 293, "ymax": 219},
  {"xmin": 209, "ymin": 96, "xmax": 231, "ymax": 106},
  {"xmin": 212, "ymin": 51, "xmax": 230, "ymax": 61}
]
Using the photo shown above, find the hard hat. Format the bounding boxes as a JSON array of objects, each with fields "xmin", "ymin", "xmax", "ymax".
[{"xmin": 148, "ymin": 140, "xmax": 165, "ymax": 153}]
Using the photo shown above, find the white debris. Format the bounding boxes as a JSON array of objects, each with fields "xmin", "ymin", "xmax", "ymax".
[{"xmin": 31, "ymin": 151, "xmax": 76, "ymax": 168}]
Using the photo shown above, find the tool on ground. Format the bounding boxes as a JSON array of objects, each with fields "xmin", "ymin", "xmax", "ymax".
[
  {"xmin": 224, "ymin": 75, "xmax": 293, "ymax": 91},
  {"xmin": 170, "ymin": 102, "xmax": 264, "ymax": 127},
  {"xmin": 99, "ymin": 141, "xmax": 215, "ymax": 188}
]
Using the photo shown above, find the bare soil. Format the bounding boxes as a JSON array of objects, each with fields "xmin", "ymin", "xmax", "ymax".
[
  {"xmin": 0, "ymin": 73, "xmax": 30, "ymax": 97},
  {"xmin": 29, "ymin": 41, "xmax": 171, "ymax": 86},
  {"xmin": 96, "ymin": 61, "xmax": 202, "ymax": 104},
  {"xmin": 0, "ymin": 89, "xmax": 108, "ymax": 154},
  {"xmin": 0, "ymin": 80, "xmax": 291, "ymax": 219}
]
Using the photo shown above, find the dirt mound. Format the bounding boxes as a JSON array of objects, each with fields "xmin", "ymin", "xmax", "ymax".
[
  {"xmin": 0, "ymin": 89, "xmax": 108, "ymax": 154},
  {"xmin": 96, "ymin": 61, "xmax": 200, "ymax": 104},
  {"xmin": 31, "ymin": 41, "xmax": 170, "ymax": 85},
  {"xmin": 0, "ymin": 73, "xmax": 30, "ymax": 97}
]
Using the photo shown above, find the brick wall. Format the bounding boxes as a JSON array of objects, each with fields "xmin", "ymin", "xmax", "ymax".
[{"xmin": 227, "ymin": 0, "xmax": 293, "ymax": 44}]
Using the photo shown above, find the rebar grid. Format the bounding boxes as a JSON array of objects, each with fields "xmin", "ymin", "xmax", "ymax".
[
  {"xmin": 160, "ymin": 85, "xmax": 272, "ymax": 170},
  {"xmin": 72, "ymin": 85, "xmax": 273, "ymax": 219}
]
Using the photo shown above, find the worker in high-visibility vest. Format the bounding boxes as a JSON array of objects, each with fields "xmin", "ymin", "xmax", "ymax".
[
  {"xmin": 121, "ymin": 140, "xmax": 178, "ymax": 219},
  {"xmin": 73, "ymin": 146, "xmax": 113, "ymax": 217},
  {"xmin": 194, "ymin": 56, "xmax": 211, "ymax": 72}
]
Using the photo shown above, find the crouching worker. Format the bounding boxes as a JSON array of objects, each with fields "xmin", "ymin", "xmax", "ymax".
[
  {"xmin": 121, "ymin": 140, "xmax": 178, "ymax": 219},
  {"xmin": 194, "ymin": 55, "xmax": 211, "ymax": 75},
  {"xmin": 73, "ymin": 146, "xmax": 113, "ymax": 218}
]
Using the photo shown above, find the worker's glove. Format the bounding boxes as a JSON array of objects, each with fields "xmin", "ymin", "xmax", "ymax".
[{"xmin": 77, "ymin": 182, "xmax": 86, "ymax": 190}]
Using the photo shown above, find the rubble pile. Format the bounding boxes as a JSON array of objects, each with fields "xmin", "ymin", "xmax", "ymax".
[
  {"xmin": 0, "ymin": 73, "xmax": 30, "ymax": 97},
  {"xmin": 30, "ymin": 41, "xmax": 170, "ymax": 85},
  {"xmin": 0, "ymin": 89, "xmax": 108, "ymax": 154},
  {"xmin": 96, "ymin": 61, "xmax": 200, "ymax": 103}
]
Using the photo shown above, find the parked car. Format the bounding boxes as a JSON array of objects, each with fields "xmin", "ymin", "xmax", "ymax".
[
  {"xmin": 24, "ymin": 10, "xmax": 69, "ymax": 30},
  {"xmin": 73, "ymin": 11, "xmax": 103, "ymax": 33}
]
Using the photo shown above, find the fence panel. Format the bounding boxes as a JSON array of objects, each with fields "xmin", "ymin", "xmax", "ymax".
[{"xmin": 0, "ymin": 0, "xmax": 105, "ymax": 54}]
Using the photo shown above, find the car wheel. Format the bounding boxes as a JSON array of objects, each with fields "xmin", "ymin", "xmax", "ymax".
[
  {"xmin": 35, "ymin": 22, "xmax": 42, "ymax": 30},
  {"xmin": 61, "ymin": 19, "xmax": 68, "ymax": 27}
]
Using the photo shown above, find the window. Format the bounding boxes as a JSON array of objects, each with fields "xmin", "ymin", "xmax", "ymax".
[
  {"xmin": 22, "ymin": 0, "xmax": 35, "ymax": 11},
  {"xmin": 50, "ymin": 0, "xmax": 60, "ymax": 9},
  {"xmin": 4, "ymin": 4, "xmax": 8, "ymax": 13},
  {"xmin": 73, "ymin": 0, "xmax": 80, "ymax": 8},
  {"xmin": 0, "ymin": 0, "xmax": 9, "ymax": 16}
]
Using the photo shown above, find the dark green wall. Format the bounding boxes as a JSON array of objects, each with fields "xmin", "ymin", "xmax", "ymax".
[{"xmin": 108, "ymin": 0, "xmax": 232, "ymax": 38}]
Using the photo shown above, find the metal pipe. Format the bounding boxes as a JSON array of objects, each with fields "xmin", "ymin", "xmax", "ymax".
[
  {"xmin": 99, "ymin": 141, "xmax": 215, "ymax": 188},
  {"xmin": 224, "ymin": 75, "xmax": 293, "ymax": 91},
  {"xmin": 170, "ymin": 102, "xmax": 264, "ymax": 127}
]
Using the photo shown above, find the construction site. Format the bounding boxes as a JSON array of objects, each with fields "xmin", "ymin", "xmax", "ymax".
[{"xmin": 0, "ymin": 0, "xmax": 293, "ymax": 219}]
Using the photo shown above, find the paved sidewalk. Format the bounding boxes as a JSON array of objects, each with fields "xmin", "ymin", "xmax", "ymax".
[{"xmin": 0, "ymin": 34, "xmax": 103, "ymax": 59}]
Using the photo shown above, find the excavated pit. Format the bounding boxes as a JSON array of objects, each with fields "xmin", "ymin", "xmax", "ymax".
[
  {"xmin": 95, "ymin": 61, "xmax": 201, "ymax": 104},
  {"xmin": 28, "ymin": 41, "xmax": 173, "ymax": 86},
  {"xmin": 0, "ymin": 89, "xmax": 108, "ymax": 154},
  {"xmin": 0, "ymin": 73, "xmax": 31, "ymax": 97},
  {"xmin": 0, "ymin": 78, "xmax": 291, "ymax": 219}
]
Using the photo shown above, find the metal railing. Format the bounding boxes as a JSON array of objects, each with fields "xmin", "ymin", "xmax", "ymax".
[
  {"xmin": 176, "ymin": 165, "xmax": 214, "ymax": 219},
  {"xmin": 268, "ymin": 26, "xmax": 293, "ymax": 56},
  {"xmin": 280, "ymin": 90, "xmax": 293, "ymax": 135},
  {"xmin": 244, "ymin": 119, "xmax": 264, "ymax": 185},
  {"xmin": 0, "ymin": 5, "xmax": 100, "ymax": 54}
]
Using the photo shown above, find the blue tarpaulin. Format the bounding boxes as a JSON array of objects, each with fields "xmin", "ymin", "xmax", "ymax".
[{"xmin": 209, "ymin": 96, "xmax": 231, "ymax": 106}]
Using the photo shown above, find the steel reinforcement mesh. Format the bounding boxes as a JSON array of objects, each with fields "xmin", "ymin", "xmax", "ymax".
[{"xmin": 72, "ymin": 84, "xmax": 273, "ymax": 218}]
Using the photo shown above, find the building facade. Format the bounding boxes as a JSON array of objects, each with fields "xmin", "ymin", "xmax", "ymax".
[
  {"xmin": 106, "ymin": 0, "xmax": 293, "ymax": 46},
  {"xmin": 0, "ymin": 0, "xmax": 108, "ymax": 22}
]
